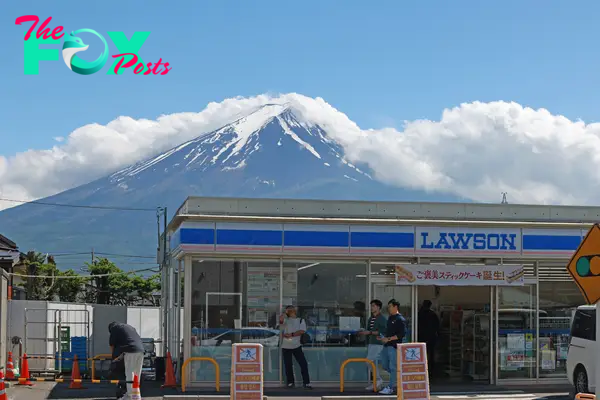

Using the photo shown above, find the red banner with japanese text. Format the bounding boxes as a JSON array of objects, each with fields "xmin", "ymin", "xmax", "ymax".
[{"xmin": 394, "ymin": 264, "xmax": 524, "ymax": 286}]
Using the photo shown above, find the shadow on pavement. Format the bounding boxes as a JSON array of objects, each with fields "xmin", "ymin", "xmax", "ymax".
[
  {"xmin": 44, "ymin": 380, "xmax": 575, "ymax": 399},
  {"xmin": 46, "ymin": 381, "xmax": 175, "ymax": 399}
]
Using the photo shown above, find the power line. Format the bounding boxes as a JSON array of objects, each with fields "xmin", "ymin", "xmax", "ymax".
[
  {"xmin": 50, "ymin": 252, "xmax": 156, "ymax": 259},
  {"xmin": 0, "ymin": 197, "xmax": 159, "ymax": 212},
  {"xmin": 95, "ymin": 252, "xmax": 156, "ymax": 259},
  {"xmin": 9, "ymin": 266, "xmax": 158, "ymax": 279}
]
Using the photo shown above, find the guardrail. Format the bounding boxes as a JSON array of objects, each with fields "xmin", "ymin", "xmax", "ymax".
[
  {"xmin": 180, "ymin": 357, "xmax": 220, "ymax": 393},
  {"xmin": 90, "ymin": 354, "xmax": 113, "ymax": 381},
  {"xmin": 339, "ymin": 358, "xmax": 377, "ymax": 393},
  {"xmin": 575, "ymin": 394, "xmax": 596, "ymax": 399}
]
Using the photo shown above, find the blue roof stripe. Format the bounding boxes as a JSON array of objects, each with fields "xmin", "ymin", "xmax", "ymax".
[
  {"xmin": 180, "ymin": 228, "xmax": 215, "ymax": 245},
  {"xmin": 522, "ymin": 234, "xmax": 581, "ymax": 251},
  {"xmin": 175, "ymin": 227, "xmax": 586, "ymax": 252},
  {"xmin": 217, "ymin": 229, "xmax": 282, "ymax": 246},
  {"xmin": 351, "ymin": 232, "xmax": 414, "ymax": 248},
  {"xmin": 285, "ymin": 230, "xmax": 349, "ymax": 247}
]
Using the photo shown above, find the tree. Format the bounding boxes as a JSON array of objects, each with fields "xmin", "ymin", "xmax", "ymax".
[
  {"xmin": 20, "ymin": 251, "xmax": 60, "ymax": 301},
  {"xmin": 56, "ymin": 269, "xmax": 86, "ymax": 302},
  {"xmin": 18, "ymin": 252, "xmax": 161, "ymax": 305},
  {"xmin": 129, "ymin": 274, "xmax": 161, "ymax": 306},
  {"xmin": 83, "ymin": 258, "xmax": 131, "ymax": 305}
]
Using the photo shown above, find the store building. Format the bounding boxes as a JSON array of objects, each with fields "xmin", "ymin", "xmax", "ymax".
[{"xmin": 166, "ymin": 196, "xmax": 590, "ymax": 388}]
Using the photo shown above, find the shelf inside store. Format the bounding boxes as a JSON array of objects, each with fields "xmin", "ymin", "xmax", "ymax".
[{"xmin": 463, "ymin": 314, "xmax": 490, "ymax": 381}]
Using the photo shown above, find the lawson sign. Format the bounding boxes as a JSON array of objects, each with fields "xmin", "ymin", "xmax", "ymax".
[{"xmin": 416, "ymin": 227, "xmax": 521, "ymax": 254}]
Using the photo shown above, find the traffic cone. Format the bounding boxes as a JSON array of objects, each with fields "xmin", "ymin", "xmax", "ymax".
[
  {"xmin": 17, "ymin": 354, "xmax": 32, "ymax": 386},
  {"xmin": 161, "ymin": 352, "xmax": 177, "ymax": 389},
  {"xmin": 0, "ymin": 370, "xmax": 7, "ymax": 400},
  {"xmin": 5, "ymin": 352, "xmax": 15, "ymax": 380},
  {"xmin": 130, "ymin": 374, "xmax": 142, "ymax": 400},
  {"xmin": 68, "ymin": 354, "xmax": 85, "ymax": 389}
]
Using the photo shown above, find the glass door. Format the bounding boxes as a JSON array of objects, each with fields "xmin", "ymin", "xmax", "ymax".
[
  {"xmin": 496, "ymin": 284, "xmax": 538, "ymax": 380},
  {"xmin": 417, "ymin": 286, "xmax": 492, "ymax": 383},
  {"xmin": 372, "ymin": 284, "xmax": 414, "ymax": 342}
]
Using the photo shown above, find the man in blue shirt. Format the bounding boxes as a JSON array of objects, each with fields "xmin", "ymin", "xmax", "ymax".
[{"xmin": 377, "ymin": 299, "xmax": 406, "ymax": 395}]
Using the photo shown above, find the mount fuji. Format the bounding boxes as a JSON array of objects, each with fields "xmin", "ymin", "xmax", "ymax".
[{"xmin": 0, "ymin": 101, "xmax": 460, "ymax": 267}]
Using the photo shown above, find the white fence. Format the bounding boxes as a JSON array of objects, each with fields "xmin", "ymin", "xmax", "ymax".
[{"xmin": 8, "ymin": 300, "xmax": 184, "ymax": 372}]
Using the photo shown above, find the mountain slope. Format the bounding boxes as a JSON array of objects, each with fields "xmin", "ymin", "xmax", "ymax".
[{"xmin": 0, "ymin": 103, "xmax": 461, "ymax": 268}]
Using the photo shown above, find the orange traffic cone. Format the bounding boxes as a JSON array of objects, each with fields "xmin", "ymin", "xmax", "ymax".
[
  {"xmin": 17, "ymin": 354, "xmax": 32, "ymax": 386},
  {"xmin": 68, "ymin": 354, "xmax": 85, "ymax": 389},
  {"xmin": 130, "ymin": 374, "xmax": 142, "ymax": 400},
  {"xmin": 0, "ymin": 370, "xmax": 7, "ymax": 400},
  {"xmin": 5, "ymin": 352, "xmax": 14, "ymax": 380},
  {"xmin": 161, "ymin": 352, "xmax": 177, "ymax": 389}
]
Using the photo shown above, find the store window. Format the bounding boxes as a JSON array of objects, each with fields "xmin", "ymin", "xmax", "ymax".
[
  {"xmin": 370, "ymin": 263, "xmax": 412, "ymax": 342},
  {"xmin": 189, "ymin": 260, "xmax": 281, "ymax": 383},
  {"xmin": 538, "ymin": 280, "xmax": 585, "ymax": 378},
  {"xmin": 497, "ymin": 285, "xmax": 537, "ymax": 379},
  {"xmin": 282, "ymin": 261, "xmax": 367, "ymax": 382}
]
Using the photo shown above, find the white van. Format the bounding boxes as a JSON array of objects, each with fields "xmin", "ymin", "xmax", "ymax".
[{"xmin": 567, "ymin": 305, "xmax": 596, "ymax": 394}]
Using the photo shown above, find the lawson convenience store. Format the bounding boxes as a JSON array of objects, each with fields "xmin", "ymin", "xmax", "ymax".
[{"xmin": 165, "ymin": 196, "xmax": 588, "ymax": 388}]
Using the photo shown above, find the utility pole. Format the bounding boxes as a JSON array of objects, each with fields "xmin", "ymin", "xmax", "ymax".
[
  {"xmin": 157, "ymin": 206, "xmax": 169, "ymax": 357},
  {"xmin": 91, "ymin": 248, "xmax": 95, "ymax": 264}
]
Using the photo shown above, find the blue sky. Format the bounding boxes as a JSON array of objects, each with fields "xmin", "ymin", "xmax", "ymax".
[{"xmin": 2, "ymin": 1, "xmax": 600, "ymax": 157}]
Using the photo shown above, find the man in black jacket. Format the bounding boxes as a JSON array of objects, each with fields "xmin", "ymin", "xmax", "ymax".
[
  {"xmin": 109, "ymin": 322, "xmax": 145, "ymax": 400},
  {"xmin": 418, "ymin": 300, "xmax": 440, "ymax": 376},
  {"xmin": 377, "ymin": 299, "xmax": 406, "ymax": 395}
]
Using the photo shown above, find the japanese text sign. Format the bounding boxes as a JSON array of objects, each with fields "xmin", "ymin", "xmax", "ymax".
[
  {"xmin": 395, "ymin": 264, "xmax": 524, "ymax": 286},
  {"xmin": 231, "ymin": 343, "xmax": 263, "ymax": 400},
  {"xmin": 397, "ymin": 342, "xmax": 430, "ymax": 400}
]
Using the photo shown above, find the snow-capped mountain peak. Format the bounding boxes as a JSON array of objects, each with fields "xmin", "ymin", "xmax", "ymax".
[{"xmin": 109, "ymin": 100, "xmax": 367, "ymax": 186}]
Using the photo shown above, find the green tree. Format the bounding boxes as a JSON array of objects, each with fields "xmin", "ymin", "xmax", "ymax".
[
  {"xmin": 83, "ymin": 258, "xmax": 131, "ymax": 305},
  {"xmin": 129, "ymin": 274, "xmax": 161, "ymax": 306},
  {"xmin": 20, "ymin": 251, "xmax": 60, "ymax": 301},
  {"xmin": 56, "ymin": 269, "xmax": 86, "ymax": 302},
  {"xmin": 19, "ymin": 251, "xmax": 86, "ymax": 301}
]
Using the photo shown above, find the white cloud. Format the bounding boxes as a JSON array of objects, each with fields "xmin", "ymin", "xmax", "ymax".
[{"xmin": 0, "ymin": 93, "xmax": 598, "ymax": 210}]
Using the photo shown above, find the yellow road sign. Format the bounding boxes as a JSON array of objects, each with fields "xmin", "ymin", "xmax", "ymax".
[{"xmin": 567, "ymin": 224, "xmax": 600, "ymax": 304}]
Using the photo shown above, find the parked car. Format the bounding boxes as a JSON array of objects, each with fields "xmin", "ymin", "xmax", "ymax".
[
  {"xmin": 202, "ymin": 328, "xmax": 280, "ymax": 347},
  {"xmin": 567, "ymin": 305, "xmax": 596, "ymax": 395}
]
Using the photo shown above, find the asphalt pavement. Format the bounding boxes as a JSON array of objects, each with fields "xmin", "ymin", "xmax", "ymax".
[{"xmin": 6, "ymin": 382, "xmax": 575, "ymax": 400}]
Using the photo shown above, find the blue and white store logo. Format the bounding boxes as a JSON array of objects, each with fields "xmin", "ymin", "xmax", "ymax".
[{"xmin": 417, "ymin": 228, "xmax": 519, "ymax": 252}]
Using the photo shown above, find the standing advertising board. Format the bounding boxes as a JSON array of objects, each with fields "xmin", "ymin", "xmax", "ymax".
[
  {"xmin": 397, "ymin": 342, "xmax": 430, "ymax": 400},
  {"xmin": 231, "ymin": 343, "xmax": 263, "ymax": 400}
]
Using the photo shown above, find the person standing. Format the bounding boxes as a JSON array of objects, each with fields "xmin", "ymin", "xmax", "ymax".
[
  {"xmin": 358, "ymin": 299, "xmax": 387, "ymax": 391},
  {"xmin": 418, "ymin": 299, "xmax": 440, "ymax": 376},
  {"xmin": 279, "ymin": 305, "xmax": 312, "ymax": 389},
  {"xmin": 377, "ymin": 299, "xmax": 406, "ymax": 395},
  {"xmin": 109, "ymin": 321, "xmax": 145, "ymax": 400}
]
